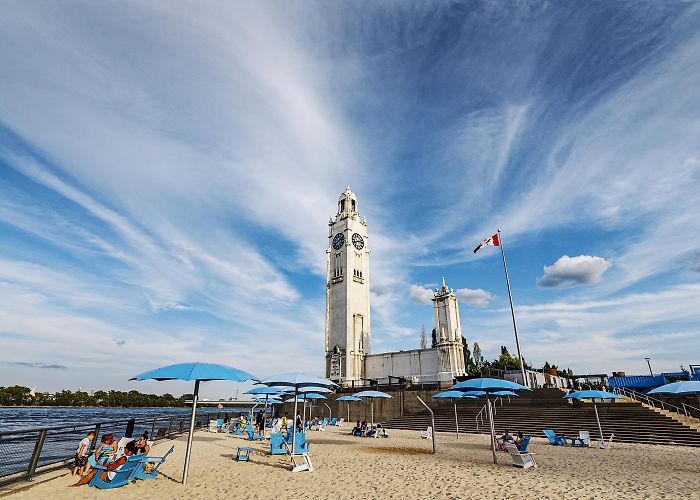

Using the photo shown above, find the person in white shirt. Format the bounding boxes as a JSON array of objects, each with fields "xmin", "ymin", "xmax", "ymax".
[{"xmin": 72, "ymin": 431, "xmax": 95, "ymax": 476}]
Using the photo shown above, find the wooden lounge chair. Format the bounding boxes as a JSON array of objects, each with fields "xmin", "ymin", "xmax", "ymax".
[
  {"xmin": 132, "ymin": 446, "xmax": 174, "ymax": 481},
  {"xmin": 420, "ymin": 427, "xmax": 433, "ymax": 439},
  {"xmin": 88, "ymin": 456, "xmax": 146, "ymax": 489},
  {"xmin": 517, "ymin": 435, "xmax": 531, "ymax": 452},
  {"xmin": 245, "ymin": 424, "xmax": 263, "ymax": 441},
  {"xmin": 505, "ymin": 443, "xmax": 537, "ymax": 469},
  {"xmin": 543, "ymin": 429, "xmax": 567, "ymax": 446},
  {"xmin": 270, "ymin": 433, "xmax": 288, "ymax": 455}
]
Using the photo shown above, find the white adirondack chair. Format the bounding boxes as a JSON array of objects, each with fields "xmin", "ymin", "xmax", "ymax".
[
  {"xmin": 579, "ymin": 430, "xmax": 590, "ymax": 447},
  {"xmin": 337, "ymin": 418, "xmax": 345, "ymax": 427},
  {"xmin": 207, "ymin": 420, "xmax": 219, "ymax": 432},
  {"xmin": 505, "ymin": 443, "xmax": 537, "ymax": 469},
  {"xmin": 420, "ymin": 426, "xmax": 432, "ymax": 439}
]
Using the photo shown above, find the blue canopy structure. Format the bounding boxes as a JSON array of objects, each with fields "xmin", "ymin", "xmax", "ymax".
[
  {"xmin": 130, "ymin": 362, "xmax": 255, "ymax": 485},
  {"xmin": 259, "ymin": 373, "xmax": 336, "ymax": 471},
  {"xmin": 433, "ymin": 391, "xmax": 467, "ymax": 439},
  {"xmin": 353, "ymin": 390, "xmax": 392, "ymax": 426},
  {"xmin": 564, "ymin": 390, "xmax": 621, "ymax": 447},
  {"xmin": 648, "ymin": 381, "xmax": 700, "ymax": 396},
  {"xmin": 449, "ymin": 378, "xmax": 530, "ymax": 464}
]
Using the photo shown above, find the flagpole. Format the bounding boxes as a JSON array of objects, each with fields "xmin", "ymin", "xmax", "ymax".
[{"xmin": 497, "ymin": 229, "xmax": 528, "ymax": 388}]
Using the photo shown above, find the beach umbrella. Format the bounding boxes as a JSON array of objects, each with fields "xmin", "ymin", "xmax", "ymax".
[
  {"xmin": 130, "ymin": 362, "xmax": 255, "ymax": 485},
  {"xmin": 245, "ymin": 386, "xmax": 283, "ymax": 425},
  {"xmin": 285, "ymin": 393, "xmax": 327, "ymax": 421},
  {"xmin": 450, "ymin": 378, "xmax": 530, "ymax": 464},
  {"xmin": 259, "ymin": 373, "xmax": 337, "ymax": 470},
  {"xmin": 432, "ymin": 390, "xmax": 470, "ymax": 439},
  {"xmin": 353, "ymin": 390, "xmax": 393, "ymax": 426},
  {"xmin": 564, "ymin": 390, "xmax": 621, "ymax": 447},
  {"xmin": 648, "ymin": 381, "xmax": 700, "ymax": 405},
  {"xmin": 336, "ymin": 395, "xmax": 362, "ymax": 422}
]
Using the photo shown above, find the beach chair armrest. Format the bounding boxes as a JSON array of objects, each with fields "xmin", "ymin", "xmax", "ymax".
[{"xmin": 91, "ymin": 464, "xmax": 109, "ymax": 471}]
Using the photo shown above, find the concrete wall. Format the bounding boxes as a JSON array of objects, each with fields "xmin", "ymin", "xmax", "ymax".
[
  {"xmin": 276, "ymin": 389, "xmax": 444, "ymax": 424},
  {"xmin": 364, "ymin": 349, "xmax": 454, "ymax": 385}
]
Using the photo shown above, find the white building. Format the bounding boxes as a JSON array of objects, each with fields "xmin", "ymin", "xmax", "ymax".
[{"xmin": 325, "ymin": 187, "xmax": 466, "ymax": 387}]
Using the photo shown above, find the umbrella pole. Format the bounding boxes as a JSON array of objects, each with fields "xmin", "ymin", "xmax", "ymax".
[
  {"xmin": 183, "ymin": 380, "xmax": 199, "ymax": 485},
  {"xmin": 291, "ymin": 387, "xmax": 298, "ymax": 464},
  {"xmin": 371, "ymin": 400, "xmax": 374, "ymax": 427},
  {"xmin": 487, "ymin": 397, "xmax": 497, "ymax": 464},
  {"xmin": 454, "ymin": 401, "xmax": 459, "ymax": 440},
  {"xmin": 594, "ymin": 401, "xmax": 604, "ymax": 447},
  {"xmin": 347, "ymin": 402, "xmax": 350, "ymax": 423}
]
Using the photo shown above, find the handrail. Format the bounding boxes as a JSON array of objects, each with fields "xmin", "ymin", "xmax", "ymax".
[
  {"xmin": 475, "ymin": 397, "xmax": 502, "ymax": 430},
  {"xmin": 611, "ymin": 387, "xmax": 700, "ymax": 419}
]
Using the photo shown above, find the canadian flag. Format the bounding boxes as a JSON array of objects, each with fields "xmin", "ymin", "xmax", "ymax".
[{"xmin": 473, "ymin": 233, "xmax": 500, "ymax": 253}]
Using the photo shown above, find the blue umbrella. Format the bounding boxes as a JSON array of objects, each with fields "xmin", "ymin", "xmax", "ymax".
[
  {"xmin": 433, "ymin": 391, "xmax": 468, "ymax": 439},
  {"xmin": 565, "ymin": 390, "xmax": 621, "ymax": 447},
  {"xmin": 353, "ymin": 390, "xmax": 393, "ymax": 426},
  {"xmin": 245, "ymin": 386, "xmax": 283, "ymax": 427},
  {"xmin": 648, "ymin": 381, "xmax": 700, "ymax": 397},
  {"xmin": 259, "ymin": 373, "xmax": 336, "ymax": 471},
  {"xmin": 130, "ymin": 362, "xmax": 255, "ymax": 485},
  {"xmin": 450, "ymin": 378, "xmax": 531, "ymax": 464},
  {"xmin": 490, "ymin": 390, "xmax": 518, "ymax": 397},
  {"xmin": 336, "ymin": 395, "xmax": 362, "ymax": 422}
]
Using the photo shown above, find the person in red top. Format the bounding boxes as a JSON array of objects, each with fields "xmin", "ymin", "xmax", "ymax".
[{"xmin": 72, "ymin": 441, "xmax": 138, "ymax": 487}]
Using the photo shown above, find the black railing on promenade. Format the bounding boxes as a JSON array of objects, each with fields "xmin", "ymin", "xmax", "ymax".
[{"xmin": 0, "ymin": 410, "xmax": 235, "ymax": 486}]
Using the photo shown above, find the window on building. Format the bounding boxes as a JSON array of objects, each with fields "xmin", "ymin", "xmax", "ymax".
[{"xmin": 333, "ymin": 252, "xmax": 342, "ymax": 278}]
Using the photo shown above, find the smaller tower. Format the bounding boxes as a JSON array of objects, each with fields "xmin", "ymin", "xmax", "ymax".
[{"xmin": 432, "ymin": 277, "xmax": 467, "ymax": 377}]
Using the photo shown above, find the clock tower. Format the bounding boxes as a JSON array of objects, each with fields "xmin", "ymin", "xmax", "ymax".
[{"xmin": 325, "ymin": 186, "xmax": 371, "ymax": 385}]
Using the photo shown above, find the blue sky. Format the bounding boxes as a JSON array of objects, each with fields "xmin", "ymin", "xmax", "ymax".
[{"xmin": 1, "ymin": 1, "xmax": 699, "ymax": 397}]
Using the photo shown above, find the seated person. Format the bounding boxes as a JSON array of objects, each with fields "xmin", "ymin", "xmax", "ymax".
[
  {"xmin": 496, "ymin": 430, "xmax": 514, "ymax": 451},
  {"xmin": 72, "ymin": 442, "xmax": 138, "ymax": 487},
  {"xmin": 135, "ymin": 432, "xmax": 150, "ymax": 455},
  {"xmin": 351, "ymin": 420, "xmax": 361, "ymax": 435},
  {"xmin": 366, "ymin": 425, "xmax": 377, "ymax": 438},
  {"xmin": 88, "ymin": 433, "xmax": 117, "ymax": 467},
  {"xmin": 379, "ymin": 428, "xmax": 389, "ymax": 438},
  {"xmin": 514, "ymin": 432, "xmax": 524, "ymax": 448}
]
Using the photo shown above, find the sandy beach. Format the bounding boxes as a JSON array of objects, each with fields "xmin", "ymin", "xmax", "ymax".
[{"xmin": 8, "ymin": 426, "xmax": 700, "ymax": 500}]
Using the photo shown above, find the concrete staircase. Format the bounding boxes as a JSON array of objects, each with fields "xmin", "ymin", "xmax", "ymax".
[{"xmin": 383, "ymin": 389, "xmax": 700, "ymax": 447}]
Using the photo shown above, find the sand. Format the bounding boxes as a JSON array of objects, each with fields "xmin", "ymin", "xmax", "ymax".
[{"xmin": 7, "ymin": 426, "xmax": 700, "ymax": 499}]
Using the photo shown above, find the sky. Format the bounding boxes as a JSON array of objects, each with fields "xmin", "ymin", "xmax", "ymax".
[{"xmin": 1, "ymin": 1, "xmax": 699, "ymax": 397}]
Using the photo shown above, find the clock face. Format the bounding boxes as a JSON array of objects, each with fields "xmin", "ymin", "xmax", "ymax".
[
  {"xmin": 352, "ymin": 233, "xmax": 364, "ymax": 250},
  {"xmin": 332, "ymin": 233, "xmax": 345, "ymax": 250}
]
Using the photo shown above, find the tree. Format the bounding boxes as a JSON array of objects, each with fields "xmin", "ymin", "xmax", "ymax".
[
  {"xmin": 420, "ymin": 324, "xmax": 428, "ymax": 349},
  {"xmin": 462, "ymin": 336, "xmax": 477, "ymax": 374}
]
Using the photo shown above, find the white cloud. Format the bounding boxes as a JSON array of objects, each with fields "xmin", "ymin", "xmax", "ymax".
[
  {"xmin": 408, "ymin": 285, "xmax": 433, "ymax": 305},
  {"xmin": 537, "ymin": 255, "xmax": 612, "ymax": 288},
  {"xmin": 455, "ymin": 288, "xmax": 493, "ymax": 307}
]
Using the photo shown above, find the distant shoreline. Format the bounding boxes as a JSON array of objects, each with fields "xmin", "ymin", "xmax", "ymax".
[{"xmin": 0, "ymin": 405, "xmax": 189, "ymax": 409}]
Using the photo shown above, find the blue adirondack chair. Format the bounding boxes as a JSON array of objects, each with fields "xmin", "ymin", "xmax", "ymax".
[
  {"xmin": 131, "ymin": 446, "xmax": 174, "ymax": 481},
  {"xmin": 543, "ymin": 429, "xmax": 567, "ymax": 446},
  {"xmin": 321, "ymin": 417, "xmax": 329, "ymax": 427},
  {"xmin": 289, "ymin": 432, "xmax": 311, "ymax": 454},
  {"xmin": 517, "ymin": 436, "xmax": 531, "ymax": 453},
  {"xmin": 245, "ymin": 424, "xmax": 262, "ymax": 441},
  {"xmin": 232, "ymin": 423, "xmax": 244, "ymax": 436},
  {"xmin": 88, "ymin": 455, "xmax": 145, "ymax": 489},
  {"xmin": 269, "ymin": 432, "xmax": 287, "ymax": 455},
  {"xmin": 329, "ymin": 417, "xmax": 337, "ymax": 426}
]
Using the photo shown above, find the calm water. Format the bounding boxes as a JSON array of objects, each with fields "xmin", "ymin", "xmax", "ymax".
[
  {"xmin": 0, "ymin": 406, "xmax": 251, "ymax": 478},
  {"xmin": 0, "ymin": 406, "xmax": 250, "ymax": 432}
]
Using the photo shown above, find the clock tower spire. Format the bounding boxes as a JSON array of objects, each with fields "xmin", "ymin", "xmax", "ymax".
[{"xmin": 325, "ymin": 186, "xmax": 371, "ymax": 385}]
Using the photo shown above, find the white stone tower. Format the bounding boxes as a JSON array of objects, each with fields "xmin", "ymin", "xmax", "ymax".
[
  {"xmin": 432, "ymin": 277, "xmax": 467, "ymax": 377},
  {"xmin": 325, "ymin": 187, "xmax": 371, "ymax": 385}
]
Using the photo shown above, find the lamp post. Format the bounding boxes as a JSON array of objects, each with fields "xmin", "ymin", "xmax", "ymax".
[{"xmin": 645, "ymin": 357, "xmax": 653, "ymax": 377}]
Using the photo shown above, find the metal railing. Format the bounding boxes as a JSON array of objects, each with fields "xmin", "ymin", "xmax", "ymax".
[
  {"xmin": 0, "ymin": 410, "xmax": 231, "ymax": 486},
  {"xmin": 475, "ymin": 397, "xmax": 502, "ymax": 430},
  {"xmin": 610, "ymin": 387, "xmax": 700, "ymax": 419}
]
